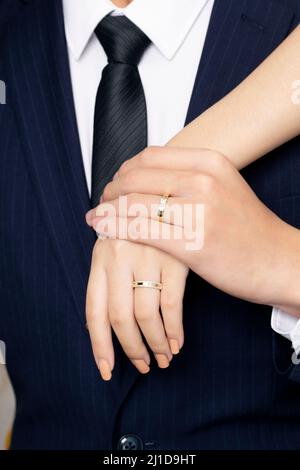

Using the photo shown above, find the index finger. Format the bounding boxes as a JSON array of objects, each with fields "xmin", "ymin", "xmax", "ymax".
[
  {"xmin": 102, "ymin": 168, "xmax": 193, "ymax": 202},
  {"xmin": 117, "ymin": 147, "xmax": 216, "ymax": 177},
  {"xmin": 86, "ymin": 247, "xmax": 114, "ymax": 381}
]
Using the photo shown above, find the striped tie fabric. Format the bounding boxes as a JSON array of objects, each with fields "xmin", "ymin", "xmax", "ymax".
[{"xmin": 91, "ymin": 15, "xmax": 151, "ymax": 207}]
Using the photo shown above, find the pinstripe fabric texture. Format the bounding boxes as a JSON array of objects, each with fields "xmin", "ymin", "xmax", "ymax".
[
  {"xmin": 91, "ymin": 16, "xmax": 150, "ymax": 207},
  {"xmin": 1, "ymin": 0, "xmax": 300, "ymax": 450},
  {"xmin": 0, "ymin": 0, "xmax": 25, "ymax": 31}
]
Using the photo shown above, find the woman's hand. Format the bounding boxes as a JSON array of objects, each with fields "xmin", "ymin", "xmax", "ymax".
[
  {"xmin": 85, "ymin": 236, "xmax": 188, "ymax": 381},
  {"xmin": 87, "ymin": 147, "xmax": 300, "ymax": 315}
]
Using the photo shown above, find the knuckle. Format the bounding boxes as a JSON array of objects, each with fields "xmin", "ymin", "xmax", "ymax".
[
  {"xmin": 110, "ymin": 313, "xmax": 126, "ymax": 329},
  {"xmin": 209, "ymin": 151, "xmax": 227, "ymax": 174},
  {"xmin": 127, "ymin": 192, "xmax": 139, "ymax": 206},
  {"xmin": 166, "ymin": 327, "xmax": 180, "ymax": 339},
  {"xmin": 191, "ymin": 173, "xmax": 205, "ymax": 190},
  {"xmin": 200, "ymin": 174, "xmax": 216, "ymax": 194},
  {"xmin": 161, "ymin": 296, "xmax": 182, "ymax": 312},
  {"xmin": 118, "ymin": 160, "xmax": 130, "ymax": 175},
  {"xmin": 92, "ymin": 239, "xmax": 103, "ymax": 257},
  {"xmin": 152, "ymin": 339, "xmax": 168, "ymax": 353},
  {"xmin": 124, "ymin": 344, "xmax": 144, "ymax": 358},
  {"xmin": 86, "ymin": 307, "xmax": 97, "ymax": 322},
  {"xmin": 177, "ymin": 172, "xmax": 191, "ymax": 193},
  {"xmin": 110, "ymin": 239, "xmax": 130, "ymax": 256},
  {"xmin": 86, "ymin": 305, "xmax": 104, "ymax": 325},
  {"xmin": 102, "ymin": 184, "xmax": 112, "ymax": 202},
  {"xmin": 123, "ymin": 169, "xmax": 137, "ymax": 190},
  {"xmin": 135, "ymin": 309, "xmax": 155, "ymax": 323},
  {"xmin": 139, "ymin": 146, "xmax": 158, "ymax": 163},
  {"xmin": 205, "ymin": 174, "xmax": 217, "ymax": 193}
]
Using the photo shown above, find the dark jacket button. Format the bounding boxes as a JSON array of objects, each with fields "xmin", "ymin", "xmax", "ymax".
[{"xmin": 117, "ymin": 434, "xmax": 144, "ymax": 450}]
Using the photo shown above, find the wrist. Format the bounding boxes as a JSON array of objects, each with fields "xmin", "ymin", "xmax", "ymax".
[{"xmin": 271, "ymin": 223, "xmax": 300, "ymax": 316}]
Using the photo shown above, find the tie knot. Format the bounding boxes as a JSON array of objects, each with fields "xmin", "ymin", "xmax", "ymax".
[{"xmin": 95, "ymin": 15, "xmax": 151, "ymax": 66}]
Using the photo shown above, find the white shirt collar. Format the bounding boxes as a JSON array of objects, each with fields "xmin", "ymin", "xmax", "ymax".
[{"xmin": 63, "ymin": 0, "xmax": 210, "ymax": 61}]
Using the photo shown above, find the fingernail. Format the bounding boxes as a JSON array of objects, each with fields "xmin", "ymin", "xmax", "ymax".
[
  {"xmin": 95, "ymin": 205, "xmax": 103, "ymax": 216},
  {"xmin": 86, "ymin": 211, "xmax": 93, "ymax": 226},
  {"xmin": 98, "ymin": 359, "xmax": 112, "ymax": 381},
  {"xmin": 93, "ymin": 218, "xmax": 102, "ymax": 231},
  {"xmin": 155, "ymin": 354, "xmax": 170, "ymax": 369},
  {"xmin": 132, "ymin": 359, "xmax": 150, "ymax": 374},
  {"xmin": 169, "ymin": 339, "xmax": 180, "ymax": 355}
]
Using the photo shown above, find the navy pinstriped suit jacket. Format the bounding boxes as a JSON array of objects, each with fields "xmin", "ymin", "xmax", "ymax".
[
  {"xmin": 0, "ymin": 0, "xmax": 25, "ymax": 30},
  {"xmin": 1, "ymin": 0, "xmax": 300, "ymax": 450}
]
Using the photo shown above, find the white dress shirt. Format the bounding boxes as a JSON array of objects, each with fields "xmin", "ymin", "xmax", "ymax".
[
  {"xmin": 62, "ymin": 0, "xmax": 300, "ymax": 351},
  {"xmin": 63, "ymin": 0, "xmax": 214, "ymax": 193}
]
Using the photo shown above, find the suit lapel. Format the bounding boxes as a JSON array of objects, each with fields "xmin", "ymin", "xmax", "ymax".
[
  {"xmin": 186, "ymin": 0, "xmax": 295, "ymax": 124},
  {"xmin": 4, "ymin": 0, "xmax": 139, "ymax": 402},
  {"xmin": 5, "ymin": 0, "xmax": 96, "ymax": 325}
]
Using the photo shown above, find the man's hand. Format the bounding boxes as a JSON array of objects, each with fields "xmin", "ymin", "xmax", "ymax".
[
  {"xmin": 85, "ymin": 237, "xmax": 188, "ymax": 381},
  {"xmin": 88, "ymin": 147, "xmax": 300, "ymax": 316}
]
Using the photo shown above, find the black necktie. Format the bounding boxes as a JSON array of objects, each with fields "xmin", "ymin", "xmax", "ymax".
[{"xmin": 91, "ymin": 15, "xmax": 151, "ymax": 207}]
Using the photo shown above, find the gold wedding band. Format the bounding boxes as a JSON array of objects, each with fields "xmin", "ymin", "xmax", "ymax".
[
  {"xmin": 157, "ymin": 194, "xmax": 169, "ymax": 223},
  {"xmin": 132, "ymin": 280, "xmax": 163, "ymax": 291}
]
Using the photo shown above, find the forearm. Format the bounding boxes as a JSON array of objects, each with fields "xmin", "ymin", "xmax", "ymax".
[{"xmin": 168, "ymin": 25, "xmax": 300, "ymax": 170}]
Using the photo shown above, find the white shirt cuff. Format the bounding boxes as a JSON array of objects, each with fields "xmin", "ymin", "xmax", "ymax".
[{"xmin": 271, "ymin": 308, "xmax": 300, "ymax": 355}]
